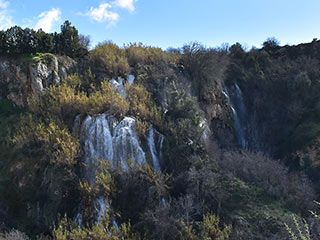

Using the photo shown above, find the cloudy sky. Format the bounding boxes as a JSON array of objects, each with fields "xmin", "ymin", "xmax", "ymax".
[{"xmin": 1, "ymin": 0, "xmax": 320, "ymax": 49}]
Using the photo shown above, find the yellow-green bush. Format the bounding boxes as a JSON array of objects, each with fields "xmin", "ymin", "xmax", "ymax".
[
  {"xmin": 28, "ymin": 83, "xmax": 86, "ymax": 121},
  {"xmin": 13, "ymin": 115, "xmax": 79, "ymax": 167},
  {"xmin": 52, "ymin": 214, "xmax": 139, "ymax": 240},
  {"xmin": 177, "ymin": 213, "xmax": 231, "ymax": 240},
  {"xmin": 87, "ymin": 80, "xmax": 129, "ymax": 117},
  {"xmin": 125, "ymin": 43, "xmax": 178, "ymax": 66},
  {"xmin": 135, "ymin": 119, "xmax": 148, "ymax": 139},
  {"xmin": 29, "ymin": 79, "xmax": 129, "ymax": 122},
  {"xmin": 284, "ymin": 214, "xmax": 311, "ymax": 240},
  {"xmin": 91, "ymin": 41, "xmax": 129, "ymax": 77},
  {"xmin": 127, "ymin": 84, "xmax": 162, "ymax": 126},
  {"xmin": 64, "ymin": 73, "xmax": 82, "ymax": 89},
  {"xmin": 77, "ymin": 161, "xmax": 117, "ymax": 223}
]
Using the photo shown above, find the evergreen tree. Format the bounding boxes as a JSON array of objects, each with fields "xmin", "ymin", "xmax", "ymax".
[
  {"xmin": 0, "ymin": 20, "xmax": 85, "ymax": 57},
  {"xmin": 20, "ymin": 28, "xmax": 38, "ymax": 53},
  {"xmin": 35, "ymin": 29, "xmax": 54, "ymax": 53},
  {"xmin": 6, "ymin": 26, "xmax": 24, "ymax": 54},
  {"xmin": 60, "ymin": 20, "xmax": 81, "ymax": 57}
]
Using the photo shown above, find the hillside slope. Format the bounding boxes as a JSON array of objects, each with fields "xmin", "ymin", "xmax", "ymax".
[{"xmin": 1, "ymin": 39, "xmax": 320, "ymax": 239}]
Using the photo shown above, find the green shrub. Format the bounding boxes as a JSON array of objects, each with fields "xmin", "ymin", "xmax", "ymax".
[
  {"xmin": 177, "ymin": 213, "xmax": 231, "ymax": 240},
  {"xmin": 87, "ymin": 80, "xmax": 129, "ymax": 117},
  {"xmin": 126, "ymin": 43, "xmax": 177, "ymax": 66},
  {"xmin": 13, "ymin": 115, "xmax": 79, "ymax": 167},
  {"xmin": 77, "ymin": 161, "xmax": 117, "ymax": 223},
  {"xmin": 284, "ymin": 202, "xmax": 320, "ymax": 240},
  {"xmin": 53, "ymin": 215, "xmax": 139, "ymax": 240},
  {"xmin": 284, "ymin": 214, "xmax": 311, "ymax": 240},
  {"xmin": 28, "ymin": 79, "xmax": 130, "ymax": 123},
  {"xmin": 180, "ymin": 42, "xmax": 228, "ymax": 99},
  {"xmin": 111, "ymin": 163, "xmax": 171, "ymax": 225},
  {"xmin": 127, "ymin": 84, "xmax": 162, "ymax": 126},
  {"xmin": 91, "ymin": 41, "xmax": 129, "ymax": 77}
]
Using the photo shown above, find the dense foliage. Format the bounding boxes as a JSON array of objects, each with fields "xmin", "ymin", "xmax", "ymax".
[
  {"xmin": 226, "ymin": 40, "xmax": 320, "ymax": 179},
  {"xmin": 0, "ymin": 21, "xmax": 88, "ymax": 57},
  {"xmin": 2, "ymin": 22, "xmax": 320, "ymax": 239}
]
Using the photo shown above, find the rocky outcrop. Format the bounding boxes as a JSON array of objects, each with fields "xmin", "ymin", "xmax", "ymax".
[
  {"xmin": 0, "ymin": 55, "xmax": 76, "ymax": 106},
  {"xmin": 135, "ymin": 63, "xmax": 237, "ymax": 150}
]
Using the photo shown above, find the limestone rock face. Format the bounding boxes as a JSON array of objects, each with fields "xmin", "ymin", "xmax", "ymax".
[{"xmin": 0, "ymin": 55, "xmax": 76, "ymax": 106}]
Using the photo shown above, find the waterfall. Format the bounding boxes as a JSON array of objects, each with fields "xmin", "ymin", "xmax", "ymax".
[
  {"xmin": 110, "ymin": 75, "xmax": 135, "ymax": 97},
  {"xmin": 199, "ymin": 118, "xmax": 211, "ymax": 148},
  {"xmin": 94, "ymin": 197, "xmax": 110, "ymax": 224},
  {"xmin": 112, "ymin": 117, "xmax": 146, "ymax": 170},
  {"xmin": 147, "ymin": 124, "xmax": 164, "ymax": 172},
  {"xmin": 80, "ymin": 114, "xmax": 115, "ymax": 184},
  {"xmin": 127, "ymin": 74, "xmax": 135, "ymax": 85},
  {"xmin": 77, "ymin": 114, "xmax": 145, "ymax": 224},
  {"xmin": 110, "ymin": 77, "xmax": 125, "ymax": 97},
  {"xmin": 80, "ymin": 114, "xmax": 146, "ymax": 172},
  {"xmin": 78, "ymin": 114, "xmax": 163, "ymax": 173},
  {"xmin": 76, "ymin": 113, "xmax": 164, "ymax": 224},
  {"xmin": 224, "ymin": 83, "xmax": 247, "ymax": 149},
  {"xmin": 74, "ymin": 212, "xmax": 83, "ymax": 226},
  {"xmin": 74, "ymin": 74, "xmax": 165, "ymax": 225}
]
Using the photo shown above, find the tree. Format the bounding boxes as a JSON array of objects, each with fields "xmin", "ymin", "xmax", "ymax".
[
  {"xmin": 229, "ymin": 42, "xmax": 246, "ymax": 59},
  {"xmin": 5, "ymin": 26, "xmax": 24, "ymax": 54},
  {"xmin": 0, "ymin": 21, "xmax": 85, "ymax": 57},
  {"xmin": 35, "ymin": 29, "xmax": 54, "ymax": 53},
  {"xmin": 79, "ymin": 34, "xmax": 91, "ymax": 49},
  {"xmin": 263, "ymin": 37, "xmax": 280, "ymax": 51},
  {"xmin": 60, "ymin": 20, "xmax": 81, "ymax": 57}
]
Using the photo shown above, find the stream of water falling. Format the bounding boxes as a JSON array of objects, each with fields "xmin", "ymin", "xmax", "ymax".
[
  {"xmin": 223, "ymin": 82, "xmax": 247, "ymax": 149},
  {"xmin": 74, "ymin": 73, "xmax": 164, "ymax": 224},
  {"xmin": 80, "ymin": 115, "xmax": 147, "ymax": 180},
  {"xmin": 110, "ymin": 75, "xmax": 135, "ymax": 98},
  {"xmin": 147, "ymin": 124, "xmax": 164, "ymax": 172},
  {"xmin": 76, "ymin": 113, "xmax": 164, "ymax": 223}
]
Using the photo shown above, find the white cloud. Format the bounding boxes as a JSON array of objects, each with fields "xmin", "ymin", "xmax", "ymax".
[
  {"xmin": 84, "ymin": 1, "xmax": 137, "ymax": 27},
  {"xmin": 34, "ymin": 8, "xmax": 61, "ymax": 32},
  {"xmin": 0, "ymin": 0, "xmax": 8, "ymax": 9},
  {"xmin": 0, "ymin": 11, "xmax": 14, "ymax": 30},
  {"xmin": 0, "ymin": 0, "xmax": 14, "ymax": 30},
  {"xmin": 86, "ymin": 3, "xmax": 119, "ymax": 24},
  {"xmin": 113, "ymin": 0, "xmax": 137, "ymax": 12}
]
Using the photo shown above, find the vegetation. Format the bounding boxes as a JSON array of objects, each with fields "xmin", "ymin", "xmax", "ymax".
[
  {"xmin": 0, "ymin": 20, "xmax": 88, "ymax": 58},
  {"xmin": 284, "ymin": 202, "xmax": 320, "ymax": 240},
  {"xmin": 2, "ymin": 22, "xmax": 320, "ymax": 239},
  {"xmin": 226, "ymin": 39, "xmax": 320, "ymax": 181}
]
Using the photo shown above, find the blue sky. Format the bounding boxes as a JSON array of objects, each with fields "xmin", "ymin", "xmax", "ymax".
[{"xmin": 1, "ymin": 0, "xmax": 320, "ymax": 50}]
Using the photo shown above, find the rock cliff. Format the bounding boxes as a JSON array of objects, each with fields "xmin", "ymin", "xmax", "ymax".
[{"xmin": 0, "ymin": 54, "xmax": 76, "ymax": 106}]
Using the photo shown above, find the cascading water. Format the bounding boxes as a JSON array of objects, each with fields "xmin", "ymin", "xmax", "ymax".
[
  {"xmin": 75, "ymin": 74, "xmax": 164, "ymax": 224},
  {"xmin": 223, "ymin": 82, "xmax": 247, "ymax": 149},
  {"xmin": 94, "ymin": 197, "xmax": 110, "ymax": 224},
  {"xmin": 110, "ymin": 77, "xmax": 125, "ymax": 97},
  {"xmin": 110, "ymin": 75, "xmax": 135, "ymax": 97},
  {"xmin": 80, "ymin": 114, "xmax": 147, "ymax": 175},
  {"xmin": 147, "ymin": 124, "xmax": 164, "ymax": 172},
  {"xmin": 112, "ymin": 117, "xmax": 146, "ymax": 170},
  {"xmin": 76, "ymin": 113, "xmax": 164, "ymax": 223},
  {"xmin": 127, "ymin": 74, "xmax": 135, "ymax": 85},
  {"xmin": 80, "ymin": 115, "xmax": 114, "ymax": 184}
]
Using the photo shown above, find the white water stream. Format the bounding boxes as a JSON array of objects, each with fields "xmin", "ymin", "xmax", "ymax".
[
  {"xmin": 224, "ymin": 82, "xmax": 247, "ymax": 149},
  {"xmin": 75, "ymin": 74, "xmax": 164, "ymax": 224}
]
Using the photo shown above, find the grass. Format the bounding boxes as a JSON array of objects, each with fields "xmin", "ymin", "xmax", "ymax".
[{"xmin": 19, "ymin": 52, "xmax": 55, "ymax": 65}]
